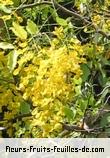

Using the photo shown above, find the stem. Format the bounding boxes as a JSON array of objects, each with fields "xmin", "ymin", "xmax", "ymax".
[
  {"xmin": 13, "ymin": 1, "xmax": 52, "ymax": 10},
  {"xmin": 13, "ymin": 1, "xmax": 110, "ymax": 39}
]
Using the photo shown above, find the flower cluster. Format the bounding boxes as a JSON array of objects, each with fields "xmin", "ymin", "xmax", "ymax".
[
  {"xmin": 13, "ymin": 27, "xmax": 86, "ymax": 137},
  {"xmin": 0, "ymin": 52, "xmax": 23, "ymax": 137},
  {"xmin": 0, "ymin": 0, "xmax": 13, "ymax": 5}
]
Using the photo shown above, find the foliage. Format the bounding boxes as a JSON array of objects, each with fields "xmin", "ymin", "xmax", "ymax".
[{"xmin": 0, "ymin": 0, "xmax": 110, "ymax": 138}]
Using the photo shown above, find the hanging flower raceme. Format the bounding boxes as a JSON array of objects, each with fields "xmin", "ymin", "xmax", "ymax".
[{"xmin": 14, "ymin": 27, "xmax": 86, "ymax": 137}]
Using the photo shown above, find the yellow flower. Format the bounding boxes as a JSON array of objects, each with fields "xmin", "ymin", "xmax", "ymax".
[
  {"xmin": 92, "ymin": 15, "xmax": 101, "ymax": 25},
  {"xmin": 1, "ymin": 15, "xmax": 11, "ymax": 21},
  {"xmin": 54, "ymin": 123, "xmax": 62, "ymax": 131},
  {"xmin": 0, "ymin": 0, "xmax": 13, "ymax": 5},
  {"xmin": 53, "ymin": 26, "xmax": 64, "ymax": 39},
  {"xmin": 11, "ymin": 26, "xmax": 86, "ymax": 137}
]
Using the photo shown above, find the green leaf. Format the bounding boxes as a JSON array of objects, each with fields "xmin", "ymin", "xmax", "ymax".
[
  {"xmin": 64, "ymin": 106, "xmax": 74, "ymax": 121},
  {"xmin": 56, "ymin": 16, "xmax": 68, "ymax": 26},
  {"xmin": 79, "ymin": 100, "xmax": 88, "ymax": 111},
  {"xmin": 81, "ymin": 64, "xmax": 91, "ymax": 82},
  {"xmin": 80, "ymin": 0, "xmax": 87, "ymax": 3},
  {"xmin": 102, "ymin": 111, "xmax": 110, "ymax": 136},
  {"xmin": 11, "ymin": 22, "xmax": 27, "ymax": 40},
  {"xmin": 0, "ymin": 42, "xmax": 14, "ymax": 50},
  {"xmin": 75, "ymin": 85, "xmax": 81, "ymax": 95},
  {"xmin": 0, "ymin": 4, "xmax": 11, "ymax": 13},
  {"xmin": 98, "ymin": 0, "xmax": 104, "ymax": 5},
  {"xmin": 101, "ymin": 57, "xmax": 110, "ymax": 65},
  {"xmin": 7, "ymin": 50, "xmax": 18, "ymax": 72},
  {"xmin": 26, "ymin": 20, "xmax": 38, "ymax": 35},
  {"xmin": 100, "ymin": 113, "xmax": 110, "ymax": 127},
  {"xmin": 73, "ymin": 78, "xmax": 82, "ymax": 85},
  {"xmin": 98, "ymin": 72, "xmax": 106, "ymax": 86},
  {"xmin": 12, "ymin": 0, "xmax": 21, "ymax": 7},
  {"xmin": 20, "ymin": 101, "xmax": 30, "ymax": 114}
]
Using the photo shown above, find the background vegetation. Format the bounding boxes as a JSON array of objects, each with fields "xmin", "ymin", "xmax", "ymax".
[{"xmin": 0, "ymin": 0, "xmax": 110, "ymax": 138}]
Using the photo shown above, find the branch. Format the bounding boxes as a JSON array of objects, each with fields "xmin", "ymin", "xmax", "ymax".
[
  {"xmin": 95, "ymin": 28, "xmax": 110, "ymax": 40},
  {"xmin": 0, "ymin": 113, "xmax": 32, "ymax": 130},
  {"xmin": 12, "ymin": 113, "xmax": 32, "ymax": 120},
  {"xmin": 0, "ymin": 78, "xmax": 14, "ymax": 84},
  {"xmin": 63, "ymin": 123, "xmax": 110, "ymax": 133},
  {"xmin": 13, "ymin": 1, "xmax": 52, "ymax": 10},
  {"xmin": 58, "ymin": 130, "xmax": 70, "ymax": 137},
  {"xmin": 52, "ymin": 0, "xmax": 89, "ymax": 23},
  {"xmin": 62, "ymin": 123, "xmax": 94, "ymax": 133},
  {"xmin": 53, "ymin": 0, "xmax": 110, "ymax": 39},
  {"xmin": 13, "ymin": 1, "xmax": 110, "ymax": 39},
  {"xmin": 101, "ymin": 9, "xmax": 110, "ymax": 14},
  {"xmin": 91, "ymin": 109, "xmax": 110, "ymax": 125}
]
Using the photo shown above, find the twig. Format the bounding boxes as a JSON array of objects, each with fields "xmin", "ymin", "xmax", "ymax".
[
  {"xmin": 0, "ymin": 113, "xmax": 32, "ymax": 125},
  {"xmin": 13, "ymin": 1, "xmax": 110, "ymax": 39},
  {"xmin": 96, "ymin": 28, "xmax": 110, "ymax": 39},
  {"xmin": 58, "ymin": 130, "xmax": 70, "ymax": 137},
  {"xmin": 63, "ymin": 123, "xmax": 110, "ymax": 133},
  {"xmin": 12, "ymin": 1, "xmax": 52, "ymax": 10},
  {"xmin": 91, "ymin": 109, "xmax": 110, "ymax": 125},
  {"xmin": 13, "ymin": 113, "xmax": 32, "ymax": 120},
  {"xmin": 53, "ymin": 0, "xmax": 110, "ymax": 39},
  {"xmin": 97, "ymin": 85, "xmax": 110, "ymax": 96},
  {"xmin": 101, "ymin": 9, "xmax": 110, "ymax": 14},
  {"xmin": 0, "ymin": 78, "xmax": 14, "ymax": 84}
]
